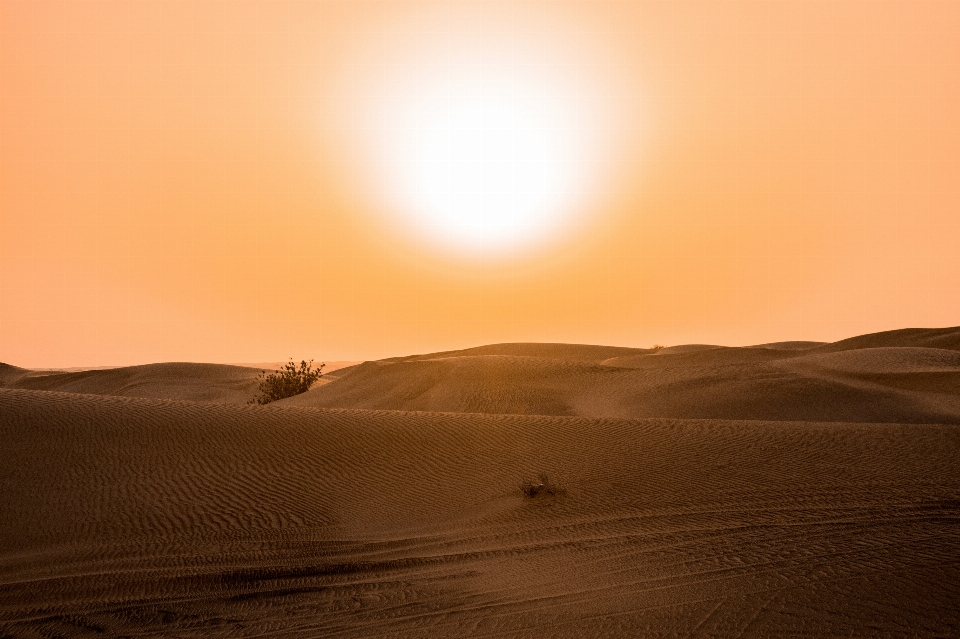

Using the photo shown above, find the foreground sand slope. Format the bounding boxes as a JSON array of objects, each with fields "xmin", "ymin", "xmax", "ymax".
[
  {"xmin": 279, "ymin": 327, "xmax": 960, "ymax": 423},
  {"xmin": 2, "ymin": 388, "xmax": 959, "ymax": 637}
]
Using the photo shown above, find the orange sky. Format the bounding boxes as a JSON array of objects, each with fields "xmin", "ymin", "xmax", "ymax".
[{"xmin": 1, "ymin": 1, "xmax": 958, "ymax": 367}]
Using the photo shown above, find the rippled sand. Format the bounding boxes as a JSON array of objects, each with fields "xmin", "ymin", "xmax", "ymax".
[{"xmin": 2, "ymin": 327, "xmax": 959, "ymax": 637}]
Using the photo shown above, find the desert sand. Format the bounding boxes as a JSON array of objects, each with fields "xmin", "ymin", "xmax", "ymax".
[{"xmin": 2, "ymin": 327, "xmax": 959, "ymax": 637}]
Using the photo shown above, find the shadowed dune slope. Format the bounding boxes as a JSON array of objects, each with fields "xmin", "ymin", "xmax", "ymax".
[
  {"xmin": 2, "ymin": 388, "xmax": 959, "ymax": 637},
  {"xmin": 748, "ymin": 340, "xmax": 826, "ymax": 350},
  {"xmin": 2, "ymin": 362, "xmax": 266, "ymax": 404},
  {"xmin": 0, "ymin": 363, "xmax": 29, "ymax": 385},
  {"xmin": 813, "ymin": 326, "xmax": 960, "ymax": 353},
  {"xmin": 791, "ymin": 346, "xmax": 960, "ymax": 373},
  {"xmin": 278, "ymin": 328, "xmax": 960, "ymax": 424}
]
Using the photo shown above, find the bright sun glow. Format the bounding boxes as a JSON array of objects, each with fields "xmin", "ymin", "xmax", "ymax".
[
  {"xmin": 330, "ymin": 7, "xmax": 619, "ymax": 258},
  {"xmin": 387, "ymin": 75, "xmax": 582, "ymax": 253}
]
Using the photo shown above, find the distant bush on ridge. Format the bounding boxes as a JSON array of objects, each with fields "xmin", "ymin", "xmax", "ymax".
[{"xmin": 249, "ymin": 359, "xmax": 324, "ymax": 405}]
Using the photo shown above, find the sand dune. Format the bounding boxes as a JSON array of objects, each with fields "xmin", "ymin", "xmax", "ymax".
[
  {"xmin": 278, "ymin": 328, "xmax": 960, "ymax": 424},
  {"xmin": 381, "ymin": 343, "xmax": 651, "ymax": 364},
  {"xmin": 0, "ymin": 361, "xmax": 362, "ymax": 406},
  {"xmin": 5, "ymin": 328, "xmax": 957, "ymax": 420},
  {"xmin": 3, "ymin": 327, "xmax": 960, "ymax": 636},
  {"xmin": 748, "ymin": 340, "xmax": 826, "ymax": 350},
  {"xmin": 2, "ymin": 387, "xmax": 958, "ymax": 637},
  {"xmin": 814, "ymin": 326, "xmax": 960, "ymax": 353},
  {"xmin": 0, "ymin": 363, "xmax": 29, "ymax": 386},
  {"xmin": 3, "ymin": 362, "xmax": 266, "ymax": 404},
  {"xmin": 783, "ymin": 346, "xmax": 960, "ymax": 374}
]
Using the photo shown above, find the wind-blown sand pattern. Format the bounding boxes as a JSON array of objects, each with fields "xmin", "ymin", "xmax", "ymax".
[{"xmin": 2, "ymin": 327, "xmax": 960, "ymax": 637}]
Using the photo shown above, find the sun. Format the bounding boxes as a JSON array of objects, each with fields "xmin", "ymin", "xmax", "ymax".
[
  {"xmin": 386, "ymin": 74, "xmax": 582, "ymax": 254},
  {"xmin": 327, "ymin": 6, "xmax": 621, "ymax": 258}
]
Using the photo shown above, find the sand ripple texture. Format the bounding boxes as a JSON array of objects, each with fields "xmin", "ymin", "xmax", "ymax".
[{"xmin": 2, "ymin": 387, "xmax": 959, "ymax": 637}]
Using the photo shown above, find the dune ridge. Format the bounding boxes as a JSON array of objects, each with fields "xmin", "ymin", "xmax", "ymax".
[
  {"xmin": 278, "ymin": 328, "xmax": 960, "ymax": 424},
  {"xmin": 4, "ymin": 327, "xmax": 958, "ymax": 421},
  {"xmin": 3, "ymin": 362, "xmax": 266, "ymax": 404}
]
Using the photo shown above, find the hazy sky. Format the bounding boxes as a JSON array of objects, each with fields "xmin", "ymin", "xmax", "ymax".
[{"xmin": 2, "ymin": 1, "xmax": 958, "ymax": 367}]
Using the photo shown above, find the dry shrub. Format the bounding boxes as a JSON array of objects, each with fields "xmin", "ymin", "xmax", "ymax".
[{"xmin": 249, "ymin": 359, "xmax": 324, "ymax": 405}]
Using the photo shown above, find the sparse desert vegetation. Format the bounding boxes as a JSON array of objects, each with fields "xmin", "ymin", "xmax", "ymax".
[{"xmin": 249, "ymin": 359, "xmax": 324, "ymax": 405}]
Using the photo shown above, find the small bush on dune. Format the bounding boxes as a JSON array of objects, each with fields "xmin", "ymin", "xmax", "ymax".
[
  {"xmin": 249, "ymin": 359, "xmax": 324, "ymax": 405},
  {"xmin": 520, "ymin": 473, "xmax": 563, "ymax": 499}
]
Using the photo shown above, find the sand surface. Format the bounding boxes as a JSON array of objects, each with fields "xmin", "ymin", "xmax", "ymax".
[
  {"xmin": 2, "ymin": 327, "xmax": 960, "ymax": 637},
  {"xmin": 0, "ymin": 361, "xmax": 361, "ymax": 406},
  {"xmin": 278, "ymin": 329, "xmax": 960, "ymax": 425}
]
